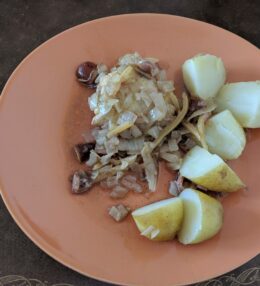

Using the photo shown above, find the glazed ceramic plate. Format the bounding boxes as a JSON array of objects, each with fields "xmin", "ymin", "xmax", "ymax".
[{"xmin": 0, "ymin": 14, "xmax": 259, "ymax": 286}]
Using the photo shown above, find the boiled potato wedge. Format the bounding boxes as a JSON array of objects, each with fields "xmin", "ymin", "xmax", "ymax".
[
  {"xmin": 205, "ymin": 110, "xmax": 246, "ymax": 160},
  {"xmin": 180, "ymin": 146, "xmax": 245, "ymax": 192},
  {"xmin": 132, "ymin": 197, "xmax": 183, "ymax": 241},
  {"xmin": 216, "ymin": 81, "xmax": 260, "ymax": 128},
  {"xmin": 182, "ymin": 54, "xmax": 226, "ymax": 100},
  {"xmin": 178, "ymin": 188, "xmax": 223, "ymax": 244}
]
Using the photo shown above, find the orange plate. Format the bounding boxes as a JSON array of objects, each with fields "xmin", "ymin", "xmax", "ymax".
[{"xmin": 0, "ymin": 14, "xmax": 259, "ymax": 286}]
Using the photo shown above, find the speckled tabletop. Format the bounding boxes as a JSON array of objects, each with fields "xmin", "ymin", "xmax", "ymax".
[{"xmin": 0, "ymin": 1, "xmax": 259, "ymax": 285}]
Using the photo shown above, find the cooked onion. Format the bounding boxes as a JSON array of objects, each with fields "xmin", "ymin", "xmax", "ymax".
[
  {"xmin": 104, "ymin": 136, "xmax": 119, "ymax": 154},
  {"xmin": 157, "ymin": 81, "xmax": 174, "ymax": 93},
  {"xmin": 121, "ymin": 176, "xmax": 142, "ymax": 193},
  {"xmin": 118, "ymin": 137, "xmax": 145, "ymax": 152},
  {"xmin": 123, "ymin": 175, "xmax": 137, "ymax": 182},
  {"xmin": 168, "ymin": 138, "xmax": 179, "ymax": 152},
  {"xmin": 147, "ymin": 126, "xmax": 161, "ymax": 139},
  {"xmin": 86, "ymin": 150, "xmax": 100, "ymax": 166},
  {"xmin": 117, "ymin": 111, "xmax": 137, "ymax": 125},
  {"xmin": 88, "ymin": 92, "xmax": 99, "ymax": 111},
  {"xmin": 108, "ymin": 204, "xmax": 130, "ymax": 222},
  {"xmin": 168, "ymin": 175, "xmax": 184, "ymax": 196},
  {"xmin": 100, "ymin": 176, "xmax": 119, "ymax": 189},
  {"xmin": 120, "ymin": 129, "xmax": 132, "ymax": 139},
  {"xmin": 110, "ymin": 185, "xmax": 129, "ymax": 199},
  {"xmin": 130, "ymin": 125, "xmax": 143, "ymax": 138}
]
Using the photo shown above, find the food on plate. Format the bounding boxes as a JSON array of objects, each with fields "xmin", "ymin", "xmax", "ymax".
[
  {"xmin": 72, "ymin": 52, "xmax": 190, "ymax": 195},
  {"xmin": 132, "ymin": 188, "xmax": 223, "ymax": 243},
  {"xmin": 168, "ymin": 173, "xmax": 184, "ymax": 196},
  {"xmin": 182, "ymin": 54, "xmax": 226, "ymax": 100},
  {"xmin": 76, "ymin": 61, "xmax": 98, "ymax": 88},
  {"xmin": 71, "ymin": 51, "xmax": 259, "ymax": 243},
  {"xmin": 110, "ymin": 185, "xmax": 129, "ymax": 199},
  {"xmin": 108, "ymin": 204, "xmax": 131, "ymax": 222},
  {"xmin": 178, "ymin": 188, "xmax": 223, "ymax": 244},
  {"xmin": 216, "ymin": 81, "xmax": 260, "ymax": 128},
  {"xmin": 71, "ymin": 170, "xmax": 92, "ymax": 194},
  {"xmin": 132, "ymin": 197, "xmax": 183, "ymax": 241},
  {"xmin": 180, "ymin": 146, "xmax": 245, "ymax": 192},
  {"xmin": 205, "ymin": 110, "xmax": 246, "ymax": 160}
]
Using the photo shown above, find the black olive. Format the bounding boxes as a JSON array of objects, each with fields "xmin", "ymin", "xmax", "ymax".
[
  {"xmin": 73, "ymin": 143, "xmax": 95, "ymax": 163},
  {"xmin": 76, "ymin": 61, "xmax": 98, "ymax": 88}
]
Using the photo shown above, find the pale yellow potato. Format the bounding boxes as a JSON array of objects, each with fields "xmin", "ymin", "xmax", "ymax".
[
  {"xmin": 216, "ymin": 81, "xmax": 260, "ymax": 128},
  {"xmin": 205, "ymin": 110, "xmax": 246, "ymax": 160},
  {"xmin": 178, "ymin": 188, "xmax": 223, "ymax": 244},
  {"xmin": 180, "ymin": 146, "xmax": 245, "ymax": 192},
  {"xmin": 132, "ymin": 197, "xmax": 183, "ymax": 241},
  {"xmin": 182, "ymin": 54, "xmax": 226, "ymax": 100}
]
